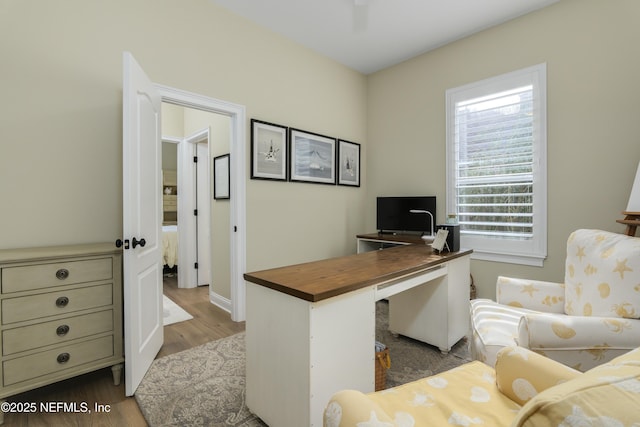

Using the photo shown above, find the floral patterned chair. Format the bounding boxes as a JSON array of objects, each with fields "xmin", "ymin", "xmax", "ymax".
[
  {"xmin": 324, "ymin": 345, "xmax": 640, "ymax": 426},
  {"xmin": 470, "ymin": 229, "xmax": 640, "ymax": 371}
]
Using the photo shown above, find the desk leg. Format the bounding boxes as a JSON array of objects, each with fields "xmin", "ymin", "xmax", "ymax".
[
  {"xmin": 389, "ymin": 275, "xmax": 449, "ymax": 351},
  {"xmin": 388, "ymin": 257, "xmax": 470, "ymax": 353}
]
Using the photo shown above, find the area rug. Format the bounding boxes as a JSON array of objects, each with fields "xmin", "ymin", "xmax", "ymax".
[
  {"xmin": 376, "ymin": 299, "xmax": 472, "ymax": 388},
  {"xmin": 135, "ymin": 332, "xmax": 265, "ymax": 426},
  {"xmin": 163, "ymin": 295, "xmax": 193, "ymax": 326},
  {"xmin": 136, "ymin": 300, "xmax": 471, "ymax": 426}
]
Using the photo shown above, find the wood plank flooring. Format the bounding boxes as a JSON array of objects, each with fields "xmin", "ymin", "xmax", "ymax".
[{"xmin": 2, "ymin": 278, "xmax": 245, "ymax": 426}]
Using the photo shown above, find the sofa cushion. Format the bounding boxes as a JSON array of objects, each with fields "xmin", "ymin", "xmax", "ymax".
[
  {"xmin": 564, "ymin": 229, "xmax": 640, "ymax": 319},
  {"xmin": 495, "ymin": 346, "xmax": 580, "ymax": 406},
  {"xmin": 324, "ymin": 361, "xmax": 520, "ymax": 427},
  {"xmin": 512, "ymin": 347, "xmax": 640, "ymax": 426}
]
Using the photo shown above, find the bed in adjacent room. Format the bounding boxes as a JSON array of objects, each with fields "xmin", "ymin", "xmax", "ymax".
[{"xmin": 162, "ymin": 225, "xmax": 178, "ymax": 269}]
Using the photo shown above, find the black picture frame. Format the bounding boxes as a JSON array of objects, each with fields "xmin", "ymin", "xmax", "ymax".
[
  {"xmin": 289, "ymin": 128, "xmax": 336, "ymax": 185},
  {"xmin": 213, "ymin": 153, "xmax": 230, "ymax": 200},
  {"xmin": 337, "ymin": 139, "xmax": 360, "ymax": 187},
  {"xmin": 251, "ymin": 119, "xmax": 288, "ymax": 181}
]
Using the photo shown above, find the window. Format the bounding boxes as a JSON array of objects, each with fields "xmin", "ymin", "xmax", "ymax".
[{"xmin": 446, "ymin": 64, "xmax": 547, "ymax": 266}]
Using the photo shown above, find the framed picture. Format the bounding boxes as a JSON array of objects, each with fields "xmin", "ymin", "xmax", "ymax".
[
  {"xmin": 289, "ymin": 128, "xmax": 336, "ymax": 185},
  {"xmin": 251, "ymin": 119, "xmax": 288, "ymax": 181},
  {"xmin": 337, "ymin": 140, "xmax": 360, "ymax": 187},
  {"xmin": 213, "ymin": 153, "xmax": 230, "ymax": 199}
]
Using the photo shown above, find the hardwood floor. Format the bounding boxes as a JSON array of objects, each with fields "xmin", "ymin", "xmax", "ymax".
[{"xmin": 2, "ymin": 278, "xmax": 245, "ymax": 426}]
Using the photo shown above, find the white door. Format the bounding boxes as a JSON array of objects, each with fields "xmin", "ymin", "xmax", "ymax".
[
  {"xmin": 177, "ymin": 129, "xmax": 211, "ymax": 289},
  {"xmin": 122, "ymin": 51, "xmax": 164, "ymax": 396},
  {"xmin": 196, "ymin": 140, "xmax": 211, "ymax": 286}
]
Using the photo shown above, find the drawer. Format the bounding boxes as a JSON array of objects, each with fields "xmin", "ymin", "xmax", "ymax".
[
  {"xmin": 2, "ymin": 258, "xmax": 112, "ymax": 294},
  {"xmin": 3, "ymin": 335, "xmax": 114, "ymax": 386},
  {"xmin": 1, "ymin": 284, "xmax": 113, "ymax": 324},
  {"xmin": 3, "ymin": 310, "xmax": 114, "ymax": 356}
]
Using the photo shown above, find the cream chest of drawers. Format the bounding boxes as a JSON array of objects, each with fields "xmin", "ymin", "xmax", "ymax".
[{"xmin": 0, "ymin": 243, "xmax": 123, "ymax": 403}]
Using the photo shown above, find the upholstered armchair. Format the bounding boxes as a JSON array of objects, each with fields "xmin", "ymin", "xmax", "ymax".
[{"xmin": 470, "ymin": 229, "xmax": 640, "ymax": 371}]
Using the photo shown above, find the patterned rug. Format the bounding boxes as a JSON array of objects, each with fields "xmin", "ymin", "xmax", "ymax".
[
  {"xmin": 135, "ymin": 300, "xmax": 471, "ymax": 426},
  {"xmin": 376, "ymin": 300, "xmax": 472, "ymax": 388},
  {"xmin": 135, "ymin": 331, "xmax": 265, "ymax": 426}
]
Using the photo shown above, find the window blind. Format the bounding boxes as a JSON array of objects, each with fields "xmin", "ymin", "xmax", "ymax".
[{"xmin": 455, "ymin": 85, "xmax": 534, "ymax": 240}]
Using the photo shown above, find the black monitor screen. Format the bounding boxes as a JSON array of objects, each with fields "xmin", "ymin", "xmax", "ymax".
[{"xmin": 376, "ymin": 196, "xmax": 436, "ymax": 233}]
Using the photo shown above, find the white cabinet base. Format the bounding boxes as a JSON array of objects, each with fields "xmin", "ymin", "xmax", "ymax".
[{"xmin": 246, "ymin": 283, "xmax": 375, "ymax": 427}]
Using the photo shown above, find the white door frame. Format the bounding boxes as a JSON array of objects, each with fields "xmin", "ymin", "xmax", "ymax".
[{"xmin": 157, "ymin": 84, "xmax": 247, "ymax": 322}]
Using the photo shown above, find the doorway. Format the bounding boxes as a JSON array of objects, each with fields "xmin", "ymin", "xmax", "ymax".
[
  {"xmin": 157, "ymin": 84, "xmax": 247, "ymax": 322},
  {"xmin": 161, "ymin": 105, "xmax": 230, "ymax": 296}
]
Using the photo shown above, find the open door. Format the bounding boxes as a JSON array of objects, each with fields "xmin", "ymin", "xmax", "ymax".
[
  {"xmin": 195, "ymin": 132, "xmax": 212, "ymax": 287},
  {"xmin": 176, "ymin": 128, "xmax": 212, "ymax": 289},
  {"xmin": 122, "ymin": 52, "xmax": 164, "ymax": 396}
]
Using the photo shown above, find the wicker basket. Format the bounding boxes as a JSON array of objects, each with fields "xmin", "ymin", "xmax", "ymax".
[{"xmin": 375, "ymin": 348, "xmax": 391, "ymax": 391}]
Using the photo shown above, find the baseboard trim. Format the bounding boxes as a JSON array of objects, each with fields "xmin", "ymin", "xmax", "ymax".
[{"xmin": 210, "ymin": 290, "xmax": 231, "ymax": 314}]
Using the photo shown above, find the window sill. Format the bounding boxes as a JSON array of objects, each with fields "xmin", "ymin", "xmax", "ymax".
[{"xmin": 469, "ymin": 249, "xmax": 545, "ymax": 267}]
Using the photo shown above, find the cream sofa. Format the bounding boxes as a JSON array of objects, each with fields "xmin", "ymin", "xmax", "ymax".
[
  {"xmin": 471, "ymin": 229, "xmax": 640, "ymax": 371},
  {"xmin": 324, "ymin": 345, "xmax": 640, "ymax": 426}
]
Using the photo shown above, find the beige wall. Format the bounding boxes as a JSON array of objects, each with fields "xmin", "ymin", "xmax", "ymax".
[
  {"xmin": 3, "ymin": 0, "xmax": 639, "ymax": 301},
  {"xmin": 0, "ymin": 0, "xmax": 367, "ymax": 275},
  {"xmin": 366, "ymin": 0, "xmax": 640, "ymax": 298}
]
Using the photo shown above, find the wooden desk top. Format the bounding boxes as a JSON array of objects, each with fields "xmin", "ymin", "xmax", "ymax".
[{"xmin": 244, "ymin": 244, "xmax": 472, "ymax": 303}]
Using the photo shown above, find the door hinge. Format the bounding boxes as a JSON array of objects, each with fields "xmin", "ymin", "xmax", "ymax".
[
  {"xmin": 194, "ymin": 262, "xmax": 199, "ymax": 269},
  {"xmin": 194, "ymin": 209, "xmax": 198, "ymax": 216},
  {"xmin": 233, "ymin": 226, "xmax": 237, "ymax": 232},
  {"xmin": 193, "ymin": 156, "xmax": 198, "ymax": 163}
]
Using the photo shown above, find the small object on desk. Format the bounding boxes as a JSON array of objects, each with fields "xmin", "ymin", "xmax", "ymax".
[
  {"xmin": 409, "ymin": 209, "xmax": 435, "ymax": 240},
  {"xmin": 431, "ymin": 228, "xmax": 449, "ymax": 252},
  {"xmin": 421, "ymin": 234, "xmax": 435, "ymax": 244},
  {"xmin": 437, "ymin": 224, "xmax": 460, "ymax": 252}
]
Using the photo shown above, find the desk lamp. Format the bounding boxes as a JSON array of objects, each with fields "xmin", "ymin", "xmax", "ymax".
[{"xmin": 409, "ymin": 209, "xmax": 435, "ymax": 243}]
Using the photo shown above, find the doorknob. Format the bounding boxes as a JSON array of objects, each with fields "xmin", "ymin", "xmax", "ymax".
[{"xmin": 132, "ymin": 237, "xmax": 146, "ymax": 248}]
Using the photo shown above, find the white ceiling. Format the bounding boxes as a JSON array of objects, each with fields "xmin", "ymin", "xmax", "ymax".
[{"xmin": 210, "ymin": 0, "xmax": 560, "ymax": 74}]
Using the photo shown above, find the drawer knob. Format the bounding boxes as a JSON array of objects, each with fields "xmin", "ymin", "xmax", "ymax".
[
  {"xmin": 56, "ymin": 268, "xmax": 70, "ymax": 280},
  {"xmin": 56, "ymin": 324, "xmax": 70, "ymax": 336},
  {"xmin": 55, "ymin": 296, "xmax": 69, "ymax": 307},
  {"xmin": 57, "ymin": 352, "xmax": 70, "ymax": 364}
]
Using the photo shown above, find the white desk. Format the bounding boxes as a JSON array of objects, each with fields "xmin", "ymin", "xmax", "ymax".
[{"xmin": 244, "ymin": 241, "xmax": 471, "ymax": 427}]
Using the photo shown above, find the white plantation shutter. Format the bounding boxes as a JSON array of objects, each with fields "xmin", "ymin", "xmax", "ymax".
[{"xmin": 446, "ymin": 64, "xmax": 547, "ymax": 266}]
